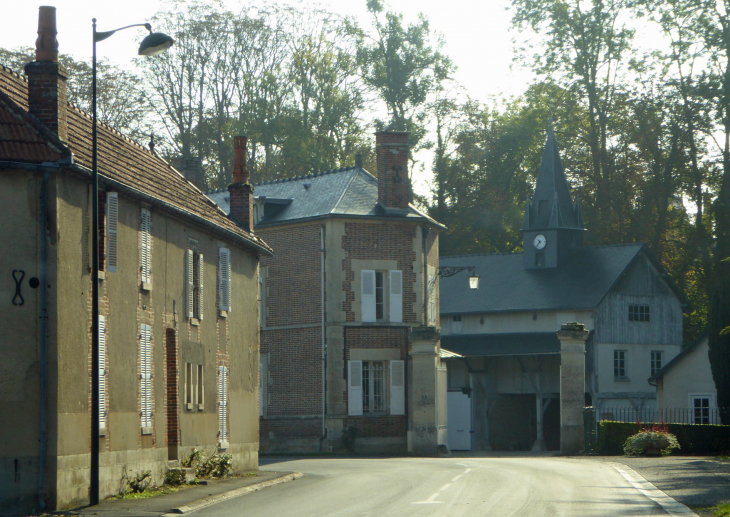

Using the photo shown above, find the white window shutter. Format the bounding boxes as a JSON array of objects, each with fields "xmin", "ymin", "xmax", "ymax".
[
  {"xmin": 348, "ymin": 360, "xmax": 363, "ymax": 416},
  {"xmin": 361, "ymin": 270, "xmax": 376, "ymax": 322},
  {"xmin": 106, "ymin": 192, "xmax": 119, "ymax": 272},
  {"xmin": 186, "ymin": 249, "xmax": 194, "ymax": 318},
  {"xmin": 218, "ymin": 248, "xmax": 231, "ymax": 312},
  {"xmin": 389, "ymin": 270, "xmax": 403, "ymax": 323},
  {"xmin": 218, "ymin": 366, "xmax": 228, "ymax": 442},
  {"xmin": 140, "ymin": 208, "xmax": 152, "ymax": 285},
  {"xmin": 140, "ymin": 324, "xmax": 153, "ymax": 428},
  {"xmin": 198, "ymin": 253, "xmax": 204, "ymax": 320},
  {"xmin": 390, "ymin": 360, "xmax": 405, "ymax": 415},
  {"xmin": 98, "ymin": 315, "xmax": 107, "ymax": 428}
]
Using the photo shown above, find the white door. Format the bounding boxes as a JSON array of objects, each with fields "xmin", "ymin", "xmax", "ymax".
[{"xmin": 448, "ymin": 391, "xmax": 472, "ymax": 451}]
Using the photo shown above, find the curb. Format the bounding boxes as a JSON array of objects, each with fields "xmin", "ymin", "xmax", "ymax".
[
  {"xmin": 163, "ymin": 472, "xmax": 304, "ymax": 515},
  {"xmin": 612, "ymin": 464, "xmax": 698, "ymax": 516}
]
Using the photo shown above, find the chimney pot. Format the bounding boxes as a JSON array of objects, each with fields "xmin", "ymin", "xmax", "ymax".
[
  {"xmin": 228, "ymin": 135, "xmax": 254, "ymax": 232},
  {"xmin": 36, "ymin": 6, "xmax": 59, "ymax": 62}
]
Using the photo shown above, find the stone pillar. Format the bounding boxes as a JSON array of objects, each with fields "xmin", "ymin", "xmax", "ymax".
[
  {"xmin": 557, "ymin": 322, "xmax": 589, "ymax": 455},
  {"xmin": 409, "ymin": 326, "xmax": 442, "ymax": 456}
]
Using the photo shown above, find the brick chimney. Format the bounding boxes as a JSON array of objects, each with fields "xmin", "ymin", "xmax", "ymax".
[
  {"xmin": 228, "ymin": 136, "xmax": 254, "ymax": 232},
  {"xmin": 375, "ymin": 131, "xmax": 410, "ymax": 212},
  {"xmin": 24, "ymin": 6, "xmax": 68, "ymax": 142}
]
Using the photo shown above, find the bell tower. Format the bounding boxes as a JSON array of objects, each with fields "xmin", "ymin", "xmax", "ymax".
[{"xmin": 522, "ymin": 123, "xmax": 585, "ymax": 269}]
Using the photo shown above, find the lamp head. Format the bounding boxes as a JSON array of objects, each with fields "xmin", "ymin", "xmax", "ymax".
[
  {"xmin": 139, "ymin": 32, "xmax": 174, "ymax": 56},
  {"xmin": 469, "ymin": 274, "xmax": 480, "ymax": 290}
]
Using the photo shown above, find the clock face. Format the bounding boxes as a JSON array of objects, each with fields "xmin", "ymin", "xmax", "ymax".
[{"xmin": 533, "ymin": 234, "xmax": 547, "ymax": 250}]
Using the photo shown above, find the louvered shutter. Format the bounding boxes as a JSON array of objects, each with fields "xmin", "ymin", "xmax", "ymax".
[
  {"xmin": 98, "ymin": 315, "xmax": 107, "ymax": 428},
  {"xmin": 140, "ymin": 324, "xmax": 153, "ymax": 428},
  {"xmin": 218, "ymin": 366, "xmax": 228, "ymax": 443},
  {"xmin": 198, "ymin": 253, "xmax": 204, "ymax": 320},
  {"xmin": 140, "ymin": 208, "xmax": 152, "ymax": 285},
  {"xmin": 348, "ymin": 360, "xmax": 363, "ymax": 416},
  {"xmin": 218, "ymin": 248, "xmax": 231, "ymax": 312},
  {"xmin": 106, "ymin": 192, "xmax": 119, "ymax": 272},
  {"xmin": 390, "ymin": 360, "xmax": 405, "ymax": 415},
  {"xmin": 389, "ymin": 270, "xmax": 403, "ymax": 323},
  {"xmin": 361, "ymin": 270, "xmax": 376, "ymax": 322},
  {"xmin": 186, "ymin": 249, "xmax": 194, "ymax": 318}
]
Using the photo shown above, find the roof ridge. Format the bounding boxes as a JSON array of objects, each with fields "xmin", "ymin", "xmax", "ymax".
[
  {"xmin": 254, "ymin": 165, "xmax": 356, "ymax": 187},
  {"xmin": 442, "ymin": 242, "xmax": 645, "ymax": 261}
]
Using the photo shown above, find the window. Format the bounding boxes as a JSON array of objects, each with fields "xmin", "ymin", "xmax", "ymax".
[
  {"xmin": 140, "ymin": 208, "xmax": 152, "ymax": 289},
  {"xmin": 185, "ymin": 363, "xmax": 193, "ymax": 410},
  {"xmin": 629, "ymin": 304, "xmax": 650, "ymax": 322},
  {"xmin": 217, "ymin": 365, "xmax": 229, "ymax": 446},
  {"xmin": 218, "ymin": 247, "xmax": 231, "ymax": 313},
  {"xmin": 651, "ymin": 351, "xmax": 663, "ymax": 375},
  {"xmin": 187, "ymin": 247, "xmax": 204, "ymax": 321},
  {"xmin": 691, "ymin": 396, "xmax": 711, "ymax": 424},
  {"xmin": 428, "ymin": 273, "xmax": 436, "ymax": 325},
  {"xmin": 196, "ymin": 365, "xmax": 204, "ymax": 410},
  {"xmin": 98, "ymin": 315, "xmax": 107, "ymax": 430},
  {"xmin": 614, "ymin": 350, "xmax": 627, "ymax": 379},
  {"xmin": 139, "ymin": 324, "xmax": 153, "ymax": 431},
  {"xmin": 347, "ymin": 360, "xmax": 405, "ymax": 416},
  {"xmin": 535, "ymin": 252, "xmax": 545, "ymax": 267},
  {"xmin": 106, "ymin": 192, "xmax": 119, "ymax": 272},
  {"xmin": 361, "ymin": 270, "xmax": 403, "ymax": 323},
  {"xmin": 452, "ymin": 314, "xmax": 463, "ymax": 334}
]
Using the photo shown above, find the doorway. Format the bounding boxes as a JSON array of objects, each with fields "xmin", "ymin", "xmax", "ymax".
[{"xmin": 166, "ymin": 328, "xmax": 179, "ymax": 460}]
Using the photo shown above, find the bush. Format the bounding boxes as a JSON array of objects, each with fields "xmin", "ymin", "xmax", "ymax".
[
  {"xmin": 624, "ymin": 430, "xmax": 681, "ymax": 456},
  {"xmin": 122, "ymin": 469, "xmax": 152, "ymax": 494},
  {"xmin": 164, "ymin": 469, "xmax": 187, "ymax": 486},
  {"xmin": 196, "ymin": 453, "xmax": 233, "ymax": 478},
  {"xmin": 181, "ymin": 449, "xmax": 204, "ymax": 468},
  {"xmin": 597, "ymin": 421, "xmax": 730, "ymax": 455}
]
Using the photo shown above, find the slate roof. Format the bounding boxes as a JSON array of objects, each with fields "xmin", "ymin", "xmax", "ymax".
[
  {"xmin": 0, "ymin": 64, "xmax": 271, "ymax": 255},
  {"xmin": 207, "ymin": 167, "xmax": 442, "ymax": 228},
  {"xmin": 441, "ymin": 332, "xmax": 561, "ymax": 357},
  {"xmin": 440, "ymin": 243, "xmax": 654, "ymax": 314}
]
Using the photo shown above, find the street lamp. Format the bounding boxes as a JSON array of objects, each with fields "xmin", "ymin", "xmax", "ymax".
[{"xmin": 90, "ymin": 19, "xmax": 173, "ymax": 506}]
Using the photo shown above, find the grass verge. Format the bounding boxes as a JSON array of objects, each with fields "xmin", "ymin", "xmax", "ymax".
[{"xmin": 715, "ymin": 503, "xmax": 730, "ymax": 516}]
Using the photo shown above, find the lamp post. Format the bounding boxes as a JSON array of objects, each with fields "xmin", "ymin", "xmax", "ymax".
[
  {"xmin": 90, "ymin": 20, "xmax": 173, "ymax": 505},
  {"xmin": 424, "ymin": 265, "xmax": 479, "ymax": 326}
]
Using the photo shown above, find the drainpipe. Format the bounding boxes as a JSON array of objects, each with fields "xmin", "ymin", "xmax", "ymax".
[
  {"xmin": 421, "ymin": 225, "xmax": 430, "ymax": 326},
  {"xmin": 37, "ymin": 171, "xmax": 50, "ymax": 510},
  {"xmin": 319, "ymin": 226, "xmax": 327, "ymax": 449}
]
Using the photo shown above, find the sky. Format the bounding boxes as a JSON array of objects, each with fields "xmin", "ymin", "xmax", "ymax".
[{"xmin": 0, "ymin": 0, "xmax": 536, "ymax": 195}]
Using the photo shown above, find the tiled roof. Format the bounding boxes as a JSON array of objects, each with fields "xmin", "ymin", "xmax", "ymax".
[
  {"xmin": 207, "ymin": 166, "xmax": 442, "ymax": 228},
  {"xmin": 0, "ymin": 64, "xmax": 271, "ymax": 255},
  {"xmin": 440, "ymin": 243, "xmax": 648, "ymax": 314},
  {"xmin": 441, "ymin": 332, "xmax": 562, "ymax": 357}
]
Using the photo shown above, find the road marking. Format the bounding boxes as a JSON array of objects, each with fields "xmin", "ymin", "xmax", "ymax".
[
  {"xmin": 452, "ymin": 475, "xmax": 463, "ymax": 482},
  {"xmin": 439, "ymin": 483, "xmax": 451, "ymax": 491},
  {"xmin": 613, "ymin": 466, "xmax": 698, "ymax": 516},
  {"xmin": 456, "ymin": 463, "xmax": 469, "ymax": 468},
  {"xmin": 412, "ymin": 492, "xmax": 444, "ymax": 505},
  {"xmin": 464, "ymin": 468, "xmax": 471, "ymax": 474}
]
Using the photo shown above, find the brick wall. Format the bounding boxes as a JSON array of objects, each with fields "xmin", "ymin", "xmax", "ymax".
[
  {"xmin": 259, "ymin": 224, "xmax": 322, "ymax": 327},
  {"xmin": 341, "ymin": 221, "xmax": 418, "ymax": 323},
  {"xmin": 375, "ymin": 132, "xmax": 410, "ymax": 209},
  {"xmin": 343, "ymin": 416, "xmax": 407, "ymax": 438},
  {"xmin": 261, "ymin": 327, "xmax": 322, "ymax": 416},
  {"xmin": 260, "ymin": 418, "xmax": 321, "ymax": 440}
]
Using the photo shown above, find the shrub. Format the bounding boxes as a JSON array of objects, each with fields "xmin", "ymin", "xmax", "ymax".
[
  {"xmin": 196, "ymin": 453, "xmax": 233, "ymax": 478},
  {"xmin": 341, "ymin": 425, "xmax": 358, "ymax": 453},
  {"xmin": 122, "ymin": 469, "xmax": 152, "ymax": 494},
  {"xmin": 181, "ymin": 449, "xmax": 204, "ymax": 469},
  {"xmin": 164, "ymin": 469, "xmax": 187, "ymax": 486},
  {"xmin": 597, "ymin": 420, "xmax": 730, "ymax": 455},
  {"xmin": 624, "ymin": 430, "xmax": 681, "ymax": 456}
]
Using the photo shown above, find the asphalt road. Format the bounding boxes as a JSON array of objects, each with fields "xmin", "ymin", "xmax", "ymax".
[{"xmin": 195, "ymin": 456, "xmax": 685, "ymax": 516}]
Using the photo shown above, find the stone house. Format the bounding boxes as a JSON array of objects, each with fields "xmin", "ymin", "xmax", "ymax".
[
  {"xmin": 439, "ymin": 125, "xmax": 689, "ymax": 452},
  {"xmin": 0, "ymin": 9, "xmax": 271, "ymax": 513},
  {"xmin": 208, "ymin": 132, "xmax": 448, "ymax": 455}
]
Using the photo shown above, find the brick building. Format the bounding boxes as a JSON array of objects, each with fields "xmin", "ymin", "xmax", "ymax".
[
  {"xmin": 0, "ymin": 8, "xmax": 271, "ymax": 513},
  {"xmin": 208, "ymin": 132, "xmax": 448, "ymax": 454}
]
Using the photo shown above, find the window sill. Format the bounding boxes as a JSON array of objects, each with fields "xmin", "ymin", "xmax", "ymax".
[
  {"xmin": 99, "ymin": 427, "xmax": 107, "ymax": 437},
  {"xmin": 614, "ymin": 377, "xmax": 630, "ymax": 382},
  {"xmin": 219, "ymin": 310, "xmax": 228, "ymax": 318},
  {"xmin": 186, "ymin": 403, "xmax": 193, "ymax": 411},
  {"xmin": 141, "ymin": 281, "xmax": 152, "ymax": 292},
  {"xmin": 98, "ymin": 271, "xmax": 106, "ymax": 281},
  {"xmin": 218, "ymin": 441, "xmax": 229, "ymax": 450},
  {"xmin": 141, "ymin": 427, "xmax": 153, "ymax": 435},
  {"xmin": 190, "ymin": 318, "xmax": 199, "ymax": 326},
  {"xmin": 198, "ymin": 404, "xmax": 204, "ymax": 411}
]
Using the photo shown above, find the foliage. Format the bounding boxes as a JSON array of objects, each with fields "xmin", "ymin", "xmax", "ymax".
[
  {"xmin": 624, "ymin": 422, "xmax": 681, "ymax": 456},
  {"xmin": 196, "ymin": 453, "xmax": 233, "ymax": 478},
  {"xmin": 164, "ymin": 469, "xmax": 188, "ymax": 486},
  {"xmin": 716, "ymin": 504, "xmax": 730, "ymax": 517},
  {"xmin": 597, "ymin": 421, "xmax": 730, "ymax": 455},
  {"xmin": 341, "ymin": 425, "xmax": 358, "ymax": 453},
  {"xmin": 121, "ymin": 469, "xmax": 152, "ymax": 494},
  {"xmin": 115, "ymin": 484, "xmax": 188, "ymax": 500},
  {"xmin": 181, "ymin": 448, "xmax": 204, "ymax": 468}
]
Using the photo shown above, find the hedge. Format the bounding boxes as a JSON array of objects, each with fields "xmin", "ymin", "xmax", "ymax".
[{"xmin": 596, "ymin": 421, "xmax": 730, "ymax": 455}]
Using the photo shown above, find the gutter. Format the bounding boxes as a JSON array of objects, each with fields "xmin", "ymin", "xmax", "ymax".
[{"xmin": 319, "ymin": 225, "xmax": 327, "ymax": 450}]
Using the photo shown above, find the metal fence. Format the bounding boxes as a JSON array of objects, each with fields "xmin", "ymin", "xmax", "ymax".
[{"xmin": 597, "ymin": 406, "xmax": 729, "ymax": 425}]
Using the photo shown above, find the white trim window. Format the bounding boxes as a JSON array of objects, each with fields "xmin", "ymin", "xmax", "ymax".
[
  {"xmin": 218, "ymin": 366, "xmax": 229, "ymax": 446},
  {"xmin": 361, "ymin": 270, "xmax": 403, "ymax": 323},
  {"xmin": 690, "ymin": 394, "xmax": 714, "ymax": 424},
  {"xmin": 139, "ymin": 324, "xmax": 153, "ymax": 430},
  {"xmin": 218, "ymin": 247, "xmax": 231, "ymax": 313},
  {"xmin": 650, "ymin": 351, "xmax": 663, "ymax": 376},
  {"xmin": 347, "ymin": 360, "xmax": 405, "ymax": 416},
  {"xmin": 614, "ymin": 350, "xmax": 627, "ymax": 379},
  {"xmin": 140, "ymin": 208, "xmax": 152, "ymax": 289}
]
